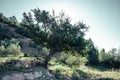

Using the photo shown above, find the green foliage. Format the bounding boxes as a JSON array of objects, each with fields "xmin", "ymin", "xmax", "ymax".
[
  {"xmin": 22, "ymin": 12, "xmax": 34, "ymax": 26},
  {"xmin": 0, "ymin": 13, "xmax": 6, "ymax": 22},
  {"xmin": 99, "ymin": 48, "xmax": 120, "ymax": 69},
  {"xmin": 0, "ymin": 25, "xmax": 9, "ymax": 40},
  {"xmin": 0, "ymin": 39, "xmax": 23, "ymax": 57},
  {"xmin": 86, "ymin": 39, "xmax": 99, "ymax": 65},
  {"xmin": 21, "ymin": 9, "xmax": 88, "ymax": 51},
  {"xmin": 58, "ymin": 51, "xmax": 87, "ymax": 67},
  {"xmin": 0, "ymin": 46, "xmax": 6, "ymax": 56},
  {"xmin": 99, "ymin": 48, "xmax": 108, "ymax": 62},
  {"xmin": 0, "ymin": 12, "xmax": 20, "ymax": 27},
  {"xmin": 0, "ymin": 59, "xmax": 18, "ymax": 71},
  {"xmin": 17, "ymin": 9, "xmax": 89, "ymax": 67},
  {"xmin": 16, "ymin": 26, "xmax": 32, "ymax": 38}
]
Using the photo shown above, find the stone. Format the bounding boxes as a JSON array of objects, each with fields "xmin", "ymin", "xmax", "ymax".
[
  {"xmin": 46, "ymin": 71, "xmax": 53, "ymax": 77},
  {"xmin": 0, "ymin": 67, "xmax": 57, "ymax": 80},
  {"xmin": 1, "ymin": 75, "xmax": 12, "ymax": 80},
  {"xmin": 33, "ymin": 71, "xmax": 42, "ymax": 78},
  {"xmin": 12, "ymin": 73, "xmax": 25, "ymax": 80},
  {"xmin": 24, "ymin": 73, "xmax": 34, "ymax": 80}
]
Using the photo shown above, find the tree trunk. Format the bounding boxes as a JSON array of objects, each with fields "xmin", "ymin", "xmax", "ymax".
[{"xmin": 44, "ymin": 48, "xmax": 54, "ymax": 68}]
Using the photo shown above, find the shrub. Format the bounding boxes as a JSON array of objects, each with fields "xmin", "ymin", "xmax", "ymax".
[
  {"xmin": 99, "ymin": 49, "xmax": 120, "ymax": 69},
  {"xmin": 0, "ymin": 59, "xmax": 19, "ymax": 71},
  {"xmin": 86, "ymin": 39, "xmax": 99, "ymax": 65},
  {"xmin": 16, "ymin": 27, "xmax": 32, "ymax": 37},
  {"xmin": 0, "ymin": 46, "xmax": 6, "ymax": 56},
  {"xmin": 6, "ymin": 43, "xmax": 23, "ymax": 56},
  {"xmin": 0, "ymin": 25, "xmax": 9, "ymax": 40},
  {"xmin": 58, "ymin": 51, "xmax": 87, "ymax": 67},
  {"xmin": 0, "ymin": 38, "xmax": 23, "ymax": 57}
]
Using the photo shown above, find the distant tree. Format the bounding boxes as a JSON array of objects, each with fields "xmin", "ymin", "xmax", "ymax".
[
  {"xmin": 87, "ymin": 39, "xmax": 99, "ymax": 65},
  {"xmin": 22, "ymin": 12, "xmax": 34, "ymax": 25},
  {"xmin": 99, "ymin": 48, "xmax": 120, "ymax": 69},
  {"xmin": 99, "ymin": 48, "xmax": 107, "ymax": 62},
  {"xmin": 24, "ymin": 8, "xmax": 88, "ymax": 68},
  {"xmin": 9, "ymin": 16, "xmax": 17, "ymax": 22},
  {"xmin": 0, "ymin": 13, "xmax": 4, "ymax": 22},
  {"xmin": 0, "ymin": 12, "xmax": 7, "ymax": 23},
  {"xmin": 108, "ymin": 48, "xmax": 117, "ymax": 55}
]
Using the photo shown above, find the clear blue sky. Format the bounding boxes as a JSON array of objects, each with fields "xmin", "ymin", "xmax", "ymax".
[{"xmin": 0, "ymin": 0, "xmax": 120, "ymax": 51}]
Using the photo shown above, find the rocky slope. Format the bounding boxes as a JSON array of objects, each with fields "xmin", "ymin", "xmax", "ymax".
[
  {"xmin": 0, "ymin": 67, "xmax": 57, "ymax": 80},
  {"xmin": 0, "ymin": 22, "xmax": 57, "ymax": 80},
  {"xmin": 0, "ymin": 22, "xmax": 44, "ymax": 57}
]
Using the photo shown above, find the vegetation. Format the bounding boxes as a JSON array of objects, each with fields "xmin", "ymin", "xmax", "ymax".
[
  {"xmin": 49, "ymin": 59, "xmax": 120, "ymax": 80},
  {"xmin": 99, "ymin": 48, "xmax": 120, "ymax": 69},
  {"xmin": 0, "ymin": 13, "xmax": 20, "ymax": 27},
  {"xmin": 0, "ymin": 8, "xmax": 120, "ymax": 79},
  {"xmin": 86, "ymin": 39, "xmax": 99, "ymax": 65},
  {"xmin": 0, "ymin": 38, "xmax": 23, "ymax": 57},
  {"xmin": 0, "ymin": 25, "xmax": 9, "ymax": 40},
  {"xmin": 17, "ymin": 9, "xmax": 89, "ymax": 68}
]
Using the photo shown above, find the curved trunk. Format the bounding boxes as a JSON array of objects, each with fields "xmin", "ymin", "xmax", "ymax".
[{"xmin": 44, "ymin": 48, "xmax": 55, "ymax": 68}]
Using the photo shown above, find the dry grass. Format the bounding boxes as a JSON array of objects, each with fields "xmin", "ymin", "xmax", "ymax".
[{"xmin": 49, "ymin": 63, "xmax": 120, "ymax": 80}]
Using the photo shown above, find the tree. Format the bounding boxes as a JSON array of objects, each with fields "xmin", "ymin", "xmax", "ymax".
[
  {"xmin": 22, "ymin": 8, "xmax": 88, "ymax": 68},
  {"xmin": 99, "ymin": 48, "xmax": 107, "ymax": 62},
  {"xmin": 87, "ymin": 39, "xmax": 99, "ymax": 65},
  {"xmin": 0, "ymin": 25, "xmax": 9, "ymax": 40},
  {"xmin": 9, "ymin": 16, "xmax": 17, "ymax": 23}
]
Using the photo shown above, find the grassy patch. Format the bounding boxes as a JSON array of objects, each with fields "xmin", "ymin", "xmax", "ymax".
[
  {"xmin": 0, "ymin": 57, "xmax": 36, "ymax": 62},
  {"xmin": 49, "ymin": 60, "xmax": 120, "ymax": 80}
]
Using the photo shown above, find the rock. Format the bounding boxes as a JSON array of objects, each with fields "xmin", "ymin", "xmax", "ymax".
[
  {"xmin": 12, "ymin": 73, "xmax": 25, "ymax": 80},
  {"xmin": 24, "ymin": 73, "xmax": 34, "ymax": 80},
  {"xmin": 1, "ymin": 75, "xmax": 13, "ymax": 80},
  {"xmin": 33, "ymin": 71, "xmax": 42, "ymax": 78},
  {"xmin": 1, "ymin": 67, "xmax": 57, "ymax": 80}
]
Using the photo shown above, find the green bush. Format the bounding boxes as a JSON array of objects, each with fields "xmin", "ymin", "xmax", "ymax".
[
  {"xmin": 16, "ymin": 26, "xmax": 32, "ymax": 38},
  {"xmin": 0, "ymin": 46, "xmax": 6, "ymax": 56},
  {"xmin": 6, "ymin": 43, "xmax": 23, "ymax": 56},
  {"xmin": 99, "ymin": 49, "xmax": 120, "ymax": 69},
  {"xmin": 0, "ymin": 59, "xmax": 19, "ymax": 71},
  {"xmin": 0, "ymin": 38, "xmax": 23, "ymax": 57},
  {"xmin": 58, "ymin": 51, "xmax": 87, "ymax": 67},
  {"xmin": 0, "ymin": 25, "xmax": 9, "ymax": 40}
]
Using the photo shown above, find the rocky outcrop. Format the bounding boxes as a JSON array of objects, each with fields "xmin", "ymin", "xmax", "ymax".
[{"xmin": 0, "ymin": 67, "xmax": 57, "ymax": 80}]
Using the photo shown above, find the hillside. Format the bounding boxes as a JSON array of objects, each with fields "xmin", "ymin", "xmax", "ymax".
[
  {"xmin": 0, "ymin": 21, "xmax": 46, "ymax": 57},
  {"xmin": 0, "ymin": 10, "xmax": 120, "ymax": 80}
]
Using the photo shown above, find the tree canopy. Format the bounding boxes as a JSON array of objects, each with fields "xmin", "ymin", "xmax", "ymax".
[{"xmin": 21, "ymin": 8, "xmax": 89, "ymax": 67}]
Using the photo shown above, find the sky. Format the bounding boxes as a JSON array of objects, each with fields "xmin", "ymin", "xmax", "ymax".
[{"xmin": 0, "ymin": 0, "xmax": 120, "ymax": 51}]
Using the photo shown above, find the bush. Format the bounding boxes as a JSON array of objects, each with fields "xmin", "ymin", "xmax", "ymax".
[
  {"xmin": 99, "ymin": 50, "xmax": 120, "ymax": 69},
  {"xmin": 0, "ymin": 46, "xmax": 6, "ymax": 56},
  {"xmin": 86, "ymin": 39, "xmax": 99, "ymax": 65},
  {"xmin": 87, "ymin": 48, "xmax": 99, "ymax": 65},
  {"xmin": 0, "ymin": 59, "xmax": 19, "ymax": 71},
  {"xmin": 0, "ymin": 25, "xmax": 9, "ymax": 40},
  {"xmin": 58, "ymin": 51, "xmax": 87, "ymax": 67},
  {"xmin": 6, "ymin": 43, "xmax": 23, "ymax": 56},
  {"xmin": 16, "ymin": 26, "xmax": 32, "ymax": 37},
  {"xmin": 0, "ymin": 38, "xmax": 23, "ymax": 57}
]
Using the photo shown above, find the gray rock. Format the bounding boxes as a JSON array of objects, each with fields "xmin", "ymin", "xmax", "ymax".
[
  {"xmin": 33, "ymin": 71, "xmax": 42, "ymax": 78},
  {"xmin": 1, "ymin": 75, "xmax": 12, "ymax": 80},
  {"xmin": 24, "ymin": 73, "xmax": 34, "ymax": 80},
  {"xmin": 0, "ymin": 67, "xmax": 57, "ymax": 80},
  {"xmin": 12, "ymin": 73, "xmax": 25, "ymax": 80}
]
